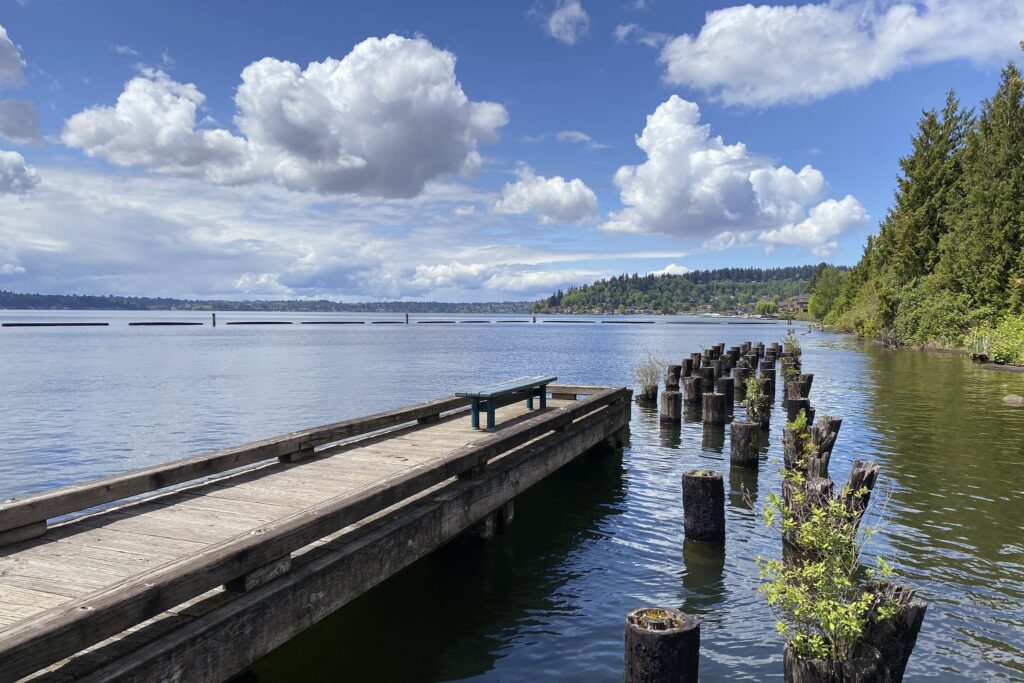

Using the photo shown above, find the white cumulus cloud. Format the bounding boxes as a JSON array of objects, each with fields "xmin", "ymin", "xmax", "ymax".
[
  {"xmin": 651, "ymin": 263, "xmax": 691, "ymax": 276},
  {"xmin": 62, "ymin": 35, "xmax": 508, "ymax": 198},
  {"xmin": 0, "ymin": 149, "xmax": 39, "ymax": 194},
  {"xmin": 758, "ymin": 196, "xmax": 868, "ymax": 257},
  {"xmin": 660, "ymin": 0, "xmax": 1024, "ymax": 107},
  {"xmin": 494, "ymin": 165, "xmax": 597, "ymax": 224},
  {"xmin": 62, "ymin": 69, "xmax": 250, "ymax": 180},
  {"xmin": 604, "ymin": 95, "xmax": 867, "ymax": 255},
  {"xmin": 546, "ymin": 0, "xmax": 590, "ymax": 45},
  {"xmin": 411, "ymin": 261, "xmax": 600, "ymax": 294}
]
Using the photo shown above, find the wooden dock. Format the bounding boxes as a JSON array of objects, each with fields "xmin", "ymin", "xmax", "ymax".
[{"xmin": 0, "ymin": 384, "xmax": 631, "ymax": 682}]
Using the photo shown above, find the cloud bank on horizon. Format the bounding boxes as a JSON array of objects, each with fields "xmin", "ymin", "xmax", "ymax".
[{"xmin": 0, "ymin": 1, "xmax": 1019, "ymax": 300}]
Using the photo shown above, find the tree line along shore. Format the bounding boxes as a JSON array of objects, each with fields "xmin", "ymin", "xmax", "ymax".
[{"xmin": 807, "ymin": 59, "xmax": 1024, "ymax": 367}]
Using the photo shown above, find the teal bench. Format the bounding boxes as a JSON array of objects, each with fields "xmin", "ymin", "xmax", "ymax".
[{"xmin": 456, "ymin": 376, "xmax": 557, "ymax": 430}]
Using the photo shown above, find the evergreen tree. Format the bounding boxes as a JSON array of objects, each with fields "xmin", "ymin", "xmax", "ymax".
[{"xmin": 939, "ymin": 62, "xmax": 1024, "ymax": 316}]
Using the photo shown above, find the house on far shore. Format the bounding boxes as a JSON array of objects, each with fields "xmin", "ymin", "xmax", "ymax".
[{"xmin": 789, "ymin": 294, "xmax": 811, "ymax": 313}]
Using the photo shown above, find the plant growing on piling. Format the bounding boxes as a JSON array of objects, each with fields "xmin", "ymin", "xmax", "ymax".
[
  {"xmin": 785, "ymin": 409, "xmax": 816, "ymax": 465},
  {"xmin": 783, "ymin": 329, "xmax": 802, "ymax": 357},
  {"xmin": 633, "ymin": 350, "xmax": 664, "ymax": 402},
  {"xmin": 742, "ymin": 374, "xmax": 770, "ymax": 426},
  {"xmin": 757, "ymin": 457, "xmax": 897, "ymax": 664},
  {"xmin": 783, "ymin": 362, "xmax": 802, "ymax": 382}
]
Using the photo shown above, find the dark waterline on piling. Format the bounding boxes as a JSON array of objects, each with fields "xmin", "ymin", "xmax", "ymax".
[{"xmin": 1, "ymin": 310, "xmax": 1022, "ymax": 681}]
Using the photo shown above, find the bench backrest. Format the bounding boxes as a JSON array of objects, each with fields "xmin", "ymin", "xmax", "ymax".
[{"xmin": 456, "ymin": 375, "xmax": 557, "ymax": 399}]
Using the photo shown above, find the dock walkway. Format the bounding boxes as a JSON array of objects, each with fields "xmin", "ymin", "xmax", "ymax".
[{"xmin": 0, "ymin": 384, "xmax": 631, "ymax": 682}]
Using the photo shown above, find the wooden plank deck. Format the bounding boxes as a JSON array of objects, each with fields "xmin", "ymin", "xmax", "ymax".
[{"xmin": 0, "ymin": 384, "xmax": 631, "ymax": 682}]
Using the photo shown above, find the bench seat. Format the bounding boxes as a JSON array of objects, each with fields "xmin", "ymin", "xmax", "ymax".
[{"xmin": 456, "ymin": 375, "xmax": 557, "ymax": 430}]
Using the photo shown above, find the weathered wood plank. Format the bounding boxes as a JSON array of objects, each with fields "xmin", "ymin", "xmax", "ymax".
[
  {"xmin": 0, "ymin": 388, "xmax": 626, "ymax": 682},
  {"xmin": 0, "ymin": 521, "xmax": 46, "ymax": 547},
  {"xmin": 0, "ymin": 395, "xmax": 471, "ymax": 534}
]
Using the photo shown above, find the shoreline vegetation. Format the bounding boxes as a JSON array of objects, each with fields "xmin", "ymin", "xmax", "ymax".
[
  {"xmin": 532, "ymin": 265, "xmax": 823, "ymax": 316},
  {"xmin": 0, "ymin": 291, "xmax": 532, "ymax": 314},
  {"xmin": 808, "ymin": 59, "xmax": 1024, "ymax": 368}
]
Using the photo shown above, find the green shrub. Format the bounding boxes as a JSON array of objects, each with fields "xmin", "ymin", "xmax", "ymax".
[
  {"xmin": 977, "ymin": 314, "xmax": 1024, "ymax": 365},
  {"xmin": 891, "ymin": 276, "xmax": 992, "ymax": 347},
  {"xmin": 759, "ymin": 467, "xmax": 896, "ymax": 662}
]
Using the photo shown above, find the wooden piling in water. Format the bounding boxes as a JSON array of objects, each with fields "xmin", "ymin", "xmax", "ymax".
[
  {"xmin": 710, "ymin": 359, "xmax": 723, "ymax": 378},
  {"xmin": 690, "ymin": 352, "xmax": 702, "ymax": 370},
  {"xmin": 660, "ymin": 391, "xmax": 682, "ymax": 423},
  {"xmin": 715, "ymin": 376, "xmax": 734, "ymax": 407},
  {"xmin": 624, "ymin": 607, "xmax": 700, "ymax": 683},
  {"xmin": 698, "ymin": 366, "xmax": 715, "ymax": 389},
  {"xmin": 682, "ymin": 469, "xmax": 725, "ymax": 543},
  {"xmin": 786, "ymin": 398, "xmax": 811, "ymax": 424},
  {"xmin": 681, "ymin": 358, "xmax": 693, "ymax": 378},
  {"xmin": 683, "ymin": 377, "xmax": 703, "ymax": 404},
  {"xmin": 734, "ymin": 367, "xmax": 749, "ymax": 401},
  {"xmin": 702, "ymin": 392, "xmax": 727, "ymax": 426},
  {"xmin": 665, "ymin": 364, "xmax": 682, "ymax": 391},
  {"xmin": 800, "ymin": 373, "xmax": 814, "ymax": 398},
  {"xmin": 730, "ymin": 422, "xmax": 760, "ymax": 469},
  {"xmin": 761, "ymin": 367, "xmax": 776, "ymax": 398}
]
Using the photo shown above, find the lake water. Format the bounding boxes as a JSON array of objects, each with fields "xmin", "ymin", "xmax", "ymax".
[{"xmin": 1, "ymin": 310, "xmax": 1022, "ymax": 681}]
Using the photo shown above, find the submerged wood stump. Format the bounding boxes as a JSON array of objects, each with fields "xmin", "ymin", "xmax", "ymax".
[
  {"xmin": 665, "ymin": 364, "xmax": 682, "ymax": 391},
  {"xmin": 624, "ymin": 607, "xmax": 700, "ymax": 683},
  {"xmin": 783, "ymin": 643, "xmax": 884, "ymax": 683},
  {"xmin": 761, "ymin": 367, "xmax": 777, "ymax": 398},
  {"xmin": 782, "ymin": 426, "xmax": 809, "ymax": 470},
  {"xmin": 843, "ymin": 459, "xmax": 880, "ymax": 526},
  {"xmin": 682, "ymin": 469, "xmax": 725, "ymax": 543},
  {"xmin": 800, "ymin": 373, "xmax": 814, "ymax": 397},
  {"xmin": 811, "ymin": 416, "xmax": 842, "ymax": 460},
  {"xmin": 682, "ymin": 377, "xmax": 703, "ymax": 404},
  {"xmin": 734, "ymin": 367, "xmax": 749, "ymax": 400},
  {"xmin": 716, "ymin": 376, "xmax": 735, "ymax": 406},
  {"xmin": 730, "ymin": 421, "xmax": 759, "ymax": 469},
  {"xmin": 702, "ymin": 392, "xmax": 727, "ymax": 426},
  {"xmin": 861, "ymin": 581, "xmax": 928, "ymax": 682},
  {"xmin": 786, "ymin": 398, "xmax": 810, "ymax": 424},
  {"xmin": 660, "ymin": 391, "xmax": 682, "ymax": 423}
]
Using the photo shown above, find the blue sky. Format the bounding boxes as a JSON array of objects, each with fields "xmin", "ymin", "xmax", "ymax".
[{"xmin": 0, "ymin": 0, "xmax": 1020, "ymax": 301}]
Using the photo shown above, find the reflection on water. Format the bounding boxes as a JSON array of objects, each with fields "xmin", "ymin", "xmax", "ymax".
[{"xmin": 1, "ymin": 313, "xmax": 1022, "ymax": 681}]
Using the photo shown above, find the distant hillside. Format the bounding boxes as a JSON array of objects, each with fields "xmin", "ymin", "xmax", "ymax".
[
  {"xmin": 533, "ymin": 265, "xmax": 832, "ymax": 314},
  {"xmin": 0, "ymin": 291, "xmax": 532, "ymax": 314}
]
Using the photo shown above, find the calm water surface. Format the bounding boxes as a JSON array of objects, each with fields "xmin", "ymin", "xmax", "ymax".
[{"xmin": 1, "ymin": 310, "xmax": 1022, "ymax": 681}]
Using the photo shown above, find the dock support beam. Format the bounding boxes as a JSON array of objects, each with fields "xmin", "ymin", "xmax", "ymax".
[
  {"xmin": 0, "ymin": 521, "xmax": 46, "ymax": 548},
  {"xmin": 225, "ymin": 556, "xmax": 292, "ymax": 593}
]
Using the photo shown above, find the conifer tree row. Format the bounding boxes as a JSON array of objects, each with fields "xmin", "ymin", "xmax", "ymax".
[{"xmin": 821, "ymin": 56, "xmax": 1024, "ymax": 353}]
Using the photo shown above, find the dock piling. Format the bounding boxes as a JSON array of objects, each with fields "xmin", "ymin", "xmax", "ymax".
[
  {"xmin": 682, "ymin": 470, "xmax": 725, "ymax": 543},
  {"xmin": 624, "ymin": 607, "xmax": 700, "ymax": 683}
]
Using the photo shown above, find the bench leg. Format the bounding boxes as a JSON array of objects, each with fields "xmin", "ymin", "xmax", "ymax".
[
  {"xmin": 471, "ymin": 399, "xmax": 480, "ymax": 429},
  {"xmin": 487, "ymin": 401, "xmax": 496, "ymax": 430},
  {"xmin": 539, "ymin": 389, "xmax": 547, "ymax": 409},
  {"xmin": 527, "ymin": 395, "xmax": 534, "ymax": 410}
]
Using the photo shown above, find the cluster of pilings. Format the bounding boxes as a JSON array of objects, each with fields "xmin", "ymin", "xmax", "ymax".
[{"xmin": 627, "ymin": 340, "xmax": 927, "ymax": 682}]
